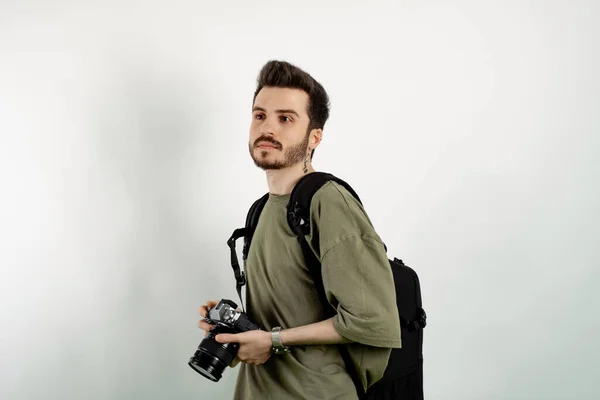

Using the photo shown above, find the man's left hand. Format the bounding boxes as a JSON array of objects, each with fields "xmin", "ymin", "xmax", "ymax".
[{"xmin": 216, "ymin": 330, "xmax": 273, "ymax": 365}]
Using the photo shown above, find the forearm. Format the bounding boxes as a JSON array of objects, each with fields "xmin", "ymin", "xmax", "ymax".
[{"xmin": 278, "ymin": 317, "xmax": 353, "ymax": 346}]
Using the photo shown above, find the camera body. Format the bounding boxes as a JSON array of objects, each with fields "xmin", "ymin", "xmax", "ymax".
[{"xmin": 188, "ymin": 299, "xmax": 261, "ymax": 382}]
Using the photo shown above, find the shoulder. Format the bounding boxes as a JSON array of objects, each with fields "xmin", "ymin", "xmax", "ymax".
[
  {"xmin": 311, "ymin": 180, "xmax": 362, "ymax": 211},
  {"xmin": 307, "ymin": 177, "xmax": 383, "ymax": 253},
  {"xmin": 309, "ymin": 179, "xmax": 370, "ymax": 230}
]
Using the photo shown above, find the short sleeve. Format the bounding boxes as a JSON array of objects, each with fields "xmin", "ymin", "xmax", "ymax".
[{"xmin": 309, "ymin": 182, "xmax": 402, "ymax": 348}]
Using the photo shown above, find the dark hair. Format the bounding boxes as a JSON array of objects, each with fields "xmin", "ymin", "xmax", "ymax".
[{"xmin": 253, "ymin": 60, "xmax": 330, "ymax": 159}]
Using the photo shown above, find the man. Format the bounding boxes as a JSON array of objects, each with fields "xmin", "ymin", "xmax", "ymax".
[{"xmin": 198, "ymin": 60, "xmax": 401, "ymax": 399}]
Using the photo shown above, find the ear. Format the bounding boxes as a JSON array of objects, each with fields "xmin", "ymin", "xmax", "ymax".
[{"xmin": 310, "ymin": 128, "xmax": 323, "ymax": 149}]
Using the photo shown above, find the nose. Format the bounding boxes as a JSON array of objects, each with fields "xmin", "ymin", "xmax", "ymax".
[
  {"xmin": 260, "ymin": 115, "xmax": 279, "ymax": 136},
  {"xmin": 260, "ymin": 129, "xmax": 274, "ymax": 138}
]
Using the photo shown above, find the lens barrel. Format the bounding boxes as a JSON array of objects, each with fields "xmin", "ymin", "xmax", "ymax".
[{"xmin": 188, "ymin": 328, "xmax": 239, "ymax": 382}]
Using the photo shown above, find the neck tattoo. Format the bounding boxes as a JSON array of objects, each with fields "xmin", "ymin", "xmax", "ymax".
[{"xmin": 303, "ymin": 153, "xmax": 310, "ymax": 173}]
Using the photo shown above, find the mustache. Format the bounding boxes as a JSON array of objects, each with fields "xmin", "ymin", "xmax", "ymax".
[{"xmin": 254, "ymin": 137, "xmax": 282, "ymax": 149}]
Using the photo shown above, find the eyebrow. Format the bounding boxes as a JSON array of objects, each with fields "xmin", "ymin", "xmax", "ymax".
[{"xmin": 252, "ymin": 106, "xmax": 300, "ymax": 117}]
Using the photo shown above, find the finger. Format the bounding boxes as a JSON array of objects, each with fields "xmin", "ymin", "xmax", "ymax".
[
  {"xmin": 198, "ymin": 320, "xmax": 214, "ymax": 332},
  {"xmin": 198, "ymin": 319, "xmax": 213, "ymax": 329},
  {"xmin": 215, "ymin": 333, "xmax": 238, "ymax": 344},
  {"xmin": 199, "ymin": 300, "xmax": 220, "ymax": 317},
  {"xmin": 198, "ymin": 305, "xmax": 208, "ymax": 317},
  {"xmin": 198, "ymin": 300, "xmax": 219, "ymax": 317}
]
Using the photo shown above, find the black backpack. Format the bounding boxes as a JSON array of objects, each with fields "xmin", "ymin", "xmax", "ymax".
[{"xmin": 227, "ymin": 172, "xmax": 426, "ymax": 400}]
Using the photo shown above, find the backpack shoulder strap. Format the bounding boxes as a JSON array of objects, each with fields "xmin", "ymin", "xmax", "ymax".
[
  {"xmin": 286, "ymin": 171, "xmax": 362, "ymax": 310},
  {"xmin": 286, "ymin": 172, "xmax": 367, "ymax": 400},
  {"xmin": 287, "ymin": 172, "xmax": 362, "ymax": 237},
  {"xmin": 243, "ymin": 193, "xmax": 270, "ymax": 260}
]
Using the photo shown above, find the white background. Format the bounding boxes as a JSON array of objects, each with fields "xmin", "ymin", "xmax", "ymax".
[{"xmin": 1, "ymin": 1, "xmax": 598, "ymax": 399}]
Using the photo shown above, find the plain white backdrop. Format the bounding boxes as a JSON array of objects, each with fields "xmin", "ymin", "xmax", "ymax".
[{"xmin": 1, "ymin": 1, "xmax": 598, "ymax": 399}]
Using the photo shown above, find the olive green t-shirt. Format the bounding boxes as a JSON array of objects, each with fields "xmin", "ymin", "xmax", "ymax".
[{"xmin": 233, "ymin": 181, "xmax": 402, "ymax": 400}]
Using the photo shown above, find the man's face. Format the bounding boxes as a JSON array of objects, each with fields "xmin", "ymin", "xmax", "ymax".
[{"xmin": 249, "ymin": 86, "xmax": 315, "ymax": 170}]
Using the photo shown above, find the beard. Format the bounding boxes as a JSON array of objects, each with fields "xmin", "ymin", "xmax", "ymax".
[{"xmin": 249, "ymin": 130, "xmax": 310, "ymax": 171}]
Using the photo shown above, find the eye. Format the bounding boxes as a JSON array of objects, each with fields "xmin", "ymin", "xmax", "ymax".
[
  {"xmin": 279, "ymin": 115, "xmax": 292, "ymax": 123},
  {"xmin": 254, "ymin": 113, "xmax": 265, "ymax": 120}
]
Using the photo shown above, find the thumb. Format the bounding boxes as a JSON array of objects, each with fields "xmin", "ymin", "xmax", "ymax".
[{"xmin": 215, "ymin": 333, "xmax": 239, "ymax": 344}]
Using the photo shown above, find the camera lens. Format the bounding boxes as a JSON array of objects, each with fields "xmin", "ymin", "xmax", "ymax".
[{"xmin": 188, "ymin": 328, "xmax": 239, "ymax": 382}]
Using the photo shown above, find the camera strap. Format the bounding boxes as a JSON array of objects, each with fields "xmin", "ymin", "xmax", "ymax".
[
  {"xmin": 226, "ymin": 193, "xmax": 270, "ymax": 313},
  {"xmin": 227, "ymin": 228, "xmax": 250, "ymax": 312}
]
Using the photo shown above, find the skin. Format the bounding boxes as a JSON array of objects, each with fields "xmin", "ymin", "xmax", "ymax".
[{"xmin": 198, "ymin": 87, "xmax": 352, "ymax": 368}]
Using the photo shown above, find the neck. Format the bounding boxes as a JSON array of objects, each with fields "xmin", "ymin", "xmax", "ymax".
[{"xmin": 264, "ymin": 162, "xmax": 316, "ymax": 196}]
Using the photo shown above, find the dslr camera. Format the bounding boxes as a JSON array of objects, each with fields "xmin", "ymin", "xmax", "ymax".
[{"xmin": 188, "ymin": 299, "xmax": 261, "ymax": 382}]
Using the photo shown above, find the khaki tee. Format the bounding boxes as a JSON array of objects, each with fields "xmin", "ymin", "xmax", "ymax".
[{"xmin": 233, "ymin": 181, "xmax": 401, "ymax": 400}]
